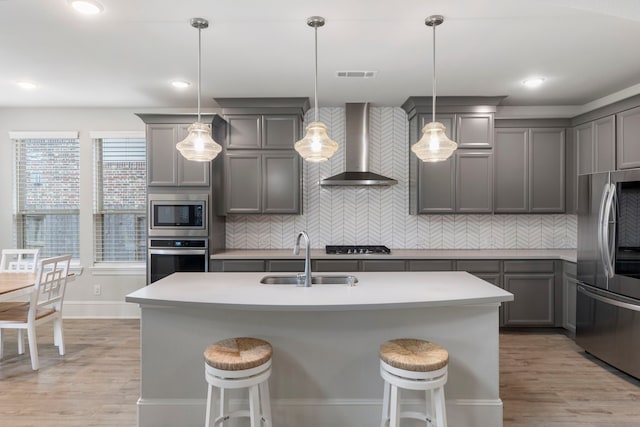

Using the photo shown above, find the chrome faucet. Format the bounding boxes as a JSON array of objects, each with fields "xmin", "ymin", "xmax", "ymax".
[{"xmin": 293, "ymin": 231, "xmax": 312, "ymax": 287}]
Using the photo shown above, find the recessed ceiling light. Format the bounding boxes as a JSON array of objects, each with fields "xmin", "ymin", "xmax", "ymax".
[
  {"xmin": 16, "ymin": 81, "xmax": 37, "ymax": 90},
  {"xmin": 522, "ymin": 77, "xmax": 545, "ymax": 88},
  {"xmin": 68, "ymin": 0, "xmax": 104, "ymax": 15},
  {"xmin": 171, "ymin": 80, "xmax": 191, "ymax": 89}
]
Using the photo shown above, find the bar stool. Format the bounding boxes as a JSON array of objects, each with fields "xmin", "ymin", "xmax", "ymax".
[
  {"xmin": 379, "ymin": 338, "xmax": 449, "ymax": 427},
  {"xmin": 204, "ymin": 337, "xmax": 273, "ymax": 427}
]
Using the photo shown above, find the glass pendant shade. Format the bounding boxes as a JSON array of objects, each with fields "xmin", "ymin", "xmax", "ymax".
[
  {"xmin": 176, "ymin": 121, "xmax": 222, "ymax": 162},
  {"xmin": 295, "ymin": 121, "xmax": 339, "ymax": 163},
  {"xmin": 411, "ymin": 121, "xmax": 457, "ymax": 162}
]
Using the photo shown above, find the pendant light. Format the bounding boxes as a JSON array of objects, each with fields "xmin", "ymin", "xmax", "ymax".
[
  {"xmin": 176, "ymin": 18, "xmax": 222, "ymax": 162},
  {"xmin": 411, "ymin": 15, "xmax": 457, "ymax": 162},
  {"xmin": 294, "ymin": 16, "xmax": 338, "ymax": 163}
]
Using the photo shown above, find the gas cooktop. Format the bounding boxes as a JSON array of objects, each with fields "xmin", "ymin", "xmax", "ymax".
[{"xmin": 325, "ymin": 245, "xmax": 391, "ymax": 255}]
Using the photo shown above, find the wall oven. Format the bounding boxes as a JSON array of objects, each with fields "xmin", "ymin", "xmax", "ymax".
[
  {"xmin": 147, "ymin": 238, "xmax": 208, "ymax": 284},
  {"xmin": 148, "ymin": 193, "xmax": 208, "ymax": 237},
  {"xmin": 576, "ymin": 169, "xmax": 640, "ymax": 379}
]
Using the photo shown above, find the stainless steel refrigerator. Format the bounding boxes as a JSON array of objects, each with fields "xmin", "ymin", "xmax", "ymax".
[{"xmin": 576, "ymin": 169, "xmax": 640, "ymax": 380}]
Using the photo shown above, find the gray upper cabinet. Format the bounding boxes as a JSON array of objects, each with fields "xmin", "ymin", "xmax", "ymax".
[
  {"xmin": 617, "ymin": 105, "xmax": 640, "ymax": 170},
  {"xmin": 575, "ymin": 115, "xmax": 616, "ymax": 174},
  {"xmin": 493, "ymin": 126, "xmax": 565, "ymax": 213},
  {"xmin": 494, "ymin": 128, "xmax": 528, "ymax": 212},
  {"xmin": 146, "ymin": 123, "xmax": 210, "ymax": 187},
  {"xmin": 217, "ymin": 98, "xmax": 309, "ymax": 215},
  {"xmin": 529, "ymin": 128, "xmax": 565, "ymax": 212},
  {"xmin": 456, "ymin": 150, "xmax": 493, "ymax": 213},
  {"xmin": 417, "ymin": 154, "xmax": 456, "ymax": 214},
  {"xmin": 456, "ymin": 113, "xmax": 494, "ymax": 148}
]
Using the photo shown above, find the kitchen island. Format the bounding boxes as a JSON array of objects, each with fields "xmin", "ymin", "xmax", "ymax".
[{"xmin": 126, "ymin": 271, "xmax": 513, "ymax": 427}]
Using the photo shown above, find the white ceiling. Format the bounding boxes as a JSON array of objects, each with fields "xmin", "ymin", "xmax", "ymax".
[{"xmin": 2, "ymin": 0, "xmax": 640, "ymax": 110}]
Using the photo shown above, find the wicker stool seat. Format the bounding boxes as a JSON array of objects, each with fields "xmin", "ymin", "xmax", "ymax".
[
  {"xmin": 379, "ymin": 338, "xmax": 449, "ymax": 427},
  {"xmin": 204, "ymin": 337, "xmax": 272, "ymax": 427}
]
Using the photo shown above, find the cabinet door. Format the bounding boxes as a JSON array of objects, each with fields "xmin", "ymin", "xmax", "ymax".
[
  {"xmin": 417, "ymin": 157, "xmax": 455, "ymax": 213},
  {"xmin": 503, "ymin": 274, "xmax": 555, "ymax": 326},
  {"xmin": 313, "ymin": 260, "xmax": 360, "ymax": 272},
  {"xmin": 262, "ymin": 152, "xmax": 301, "ymax": 214},
  {"xmin": 226, "ymin": 115, "xmax": 262, "ymax": 149},
  {"xmin": 575, "ymin": 122, "xmax": 594, "ymax": 175},
  {"xmin": 529, "ymin": 128, "xmax": 565, "ymax": 213},
  {"xmin": 361, "ymin": 260, "xmax": 406, "ymax": 271},
  {"xmin": 455, "ymin": 150, "xmax": 493, "ymax": 213},
  {"xmin": 563, "ymin": 262, "xmax": 578, "ymax": 334},
  {"xmin": 176, "ymin": 124, "xmax": 210, "ymax": 186},
  {"xmin": 147, "ymin": 124, "xmax": 179, "ymax": 186},
  {"xmin": 494, "ymin": 128, "xmax": 528, "ymax": 212},
  {"xmin": 225, "ymin": 152, "xmax": 261, "ymax": 213},
  {"xmin": 456, "ymin": 113, "xmax": 494, "ymax": 148},
  {"xmin": 594, "ymin": 115, "xmax": 616, "ymax": 173},
  {"xmin": 263, "ymin": 115, "xmax": 300, "ymax": 149},
  {"xmin": 617, "ymin": 106, "xmax": 640, "ymax": 170},
  {"xmin": 407, "ymin": 260, "xmax": 453, "ymax": 271}
]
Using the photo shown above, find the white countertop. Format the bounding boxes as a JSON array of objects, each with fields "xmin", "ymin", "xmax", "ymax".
[
  {"xmin": 126, "ymin": 271, "xmax": 514, "ymax": 312},
  {"xmin": 210, "ymin": 248, "xmax": 577, "ymax": 262}
]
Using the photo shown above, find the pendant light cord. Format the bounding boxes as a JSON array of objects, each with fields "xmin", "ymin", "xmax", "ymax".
[
  {"xmin": 197, "ymin": 25, "xmax": 202, "ymax": 123},
  {"xmin": 314, "ymin": 25, "xmax": 319, "ymax": 122},
  {"xmin": 432, "ymin": 21, "xmax": 436, "ymax": 124}
]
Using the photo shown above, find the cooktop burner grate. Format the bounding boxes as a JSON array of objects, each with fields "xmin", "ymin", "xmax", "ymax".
[{"xmin": 325, "ymin": 245, "xmax": 391, "ymax": 255}]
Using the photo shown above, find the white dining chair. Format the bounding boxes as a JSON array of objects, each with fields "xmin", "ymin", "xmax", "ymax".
[
  {"xmin": 0, "ymin": 254, "xmax": 71, "ymax": 370},
  {"xmin": 0, "ymin": 249, "xmax": 40, "ymax": 273}
]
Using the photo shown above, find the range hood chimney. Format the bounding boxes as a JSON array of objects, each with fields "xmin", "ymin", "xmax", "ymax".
[{"xmin": 320, "ymin": 103, "xmax": 397, "ymax": 186}]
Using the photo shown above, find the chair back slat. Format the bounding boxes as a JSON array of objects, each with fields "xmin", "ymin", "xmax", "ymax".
[
  {"xmin": 0, "ymin": 249, "xmax": 40, "ymax": 273},
  {"xmin": 30, "ymin": 255, "xmax": 71, "ymax": 316}
]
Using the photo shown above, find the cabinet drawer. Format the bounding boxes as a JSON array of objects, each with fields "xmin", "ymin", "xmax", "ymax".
[
  {"xmin": 219, "ymin": 260, "xmax": 265, "ymax": 272},
  {"xmin": 503, "ymin": 260, "xmax": 554, "ymax": 273},
  {"xmin": 313, "ymin": 260, "xmax": 360, "ymax": 272},
  {"xmin": 268, "ymin": 260, "xmax": 305, "ymax": 272},
  {"xmin": 563, "ymin": 261, "xmax": 577, "ymax": 278},
  {"xmin": 407, "ymin": 260, "xmax": 453, "ymax": 271},
  {"xmin": 361, "ymin": 260, "xmax": 406, "ymax": 272},
  {"xmin": 473, "ymin": 273, "xmax": 501, "ymax": 287},
  {"xmin": 456, "ymin": 260, "xmax": 500, "ymax": 273}
]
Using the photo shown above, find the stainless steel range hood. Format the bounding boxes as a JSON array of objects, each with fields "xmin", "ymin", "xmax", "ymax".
[{"xmin": 320, "ymin": 103, "xmax": 397, "ymax": 186}]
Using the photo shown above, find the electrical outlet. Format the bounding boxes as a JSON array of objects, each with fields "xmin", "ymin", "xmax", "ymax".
[{"xmin": 93, "ymin": 284, "xmax": 102, "ymax": 296}]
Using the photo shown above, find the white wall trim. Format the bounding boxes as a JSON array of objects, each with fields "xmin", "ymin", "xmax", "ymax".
[
  {"xmin": 63, "ymin": 300, "xmax": 140, "ymax": 319},
  {"xmin": 8, "ymin": 131, "xmax": 79, "ymax": 139}
]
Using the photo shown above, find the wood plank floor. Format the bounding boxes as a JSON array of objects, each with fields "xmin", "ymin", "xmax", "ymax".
[{"xmin": 1, "ymin": 320, "xmax": 639, "ymax": 426}]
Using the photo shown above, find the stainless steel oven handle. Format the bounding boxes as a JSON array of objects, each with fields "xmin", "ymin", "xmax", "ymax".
[
  {"xmin": 578, "ymin": 285, "xmax": 640, "ymax": 312},
  {"xmin": 148, "ymin": 249, "xmax": 207, "ymax": 255}
]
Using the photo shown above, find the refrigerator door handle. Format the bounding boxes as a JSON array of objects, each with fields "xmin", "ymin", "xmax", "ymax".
[
  {"xmin": 597, "ymin": 183, "xmax": 611, "ymax": 277},
  {"xmin": 602, "ymin": 183, "xmax": 616, "ymax": 278},
  {"xmin": 578, "ymin": 285, "xmax": 640, "ymax": 312}
]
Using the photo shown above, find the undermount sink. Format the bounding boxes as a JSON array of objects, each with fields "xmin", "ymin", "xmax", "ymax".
[{"xmin": 260, "ymin": 275, "xmax": 358, "ymax": 286}]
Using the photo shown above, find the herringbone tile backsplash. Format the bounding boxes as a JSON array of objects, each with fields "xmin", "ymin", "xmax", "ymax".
[{"xmin": 226, "ymin": 107, "xmax": 577, "ymax": 250}]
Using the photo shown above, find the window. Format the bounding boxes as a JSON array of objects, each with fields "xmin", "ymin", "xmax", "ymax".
[
  {"xmin": 93, "ymin": 135, "xmax": 146, "ymax": 263},
  {"xmin": 12, "ymin": 133, "xmax": 80, "ymax": 258}
]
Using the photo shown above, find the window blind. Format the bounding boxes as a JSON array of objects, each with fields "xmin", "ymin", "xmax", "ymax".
[
  {"xmin": 93, "ymin": 137, "xmax": 147, "ymax": 262},
  {"xmin": 13, "ymin": 138, "xmax": 80, "ymax": 258}
]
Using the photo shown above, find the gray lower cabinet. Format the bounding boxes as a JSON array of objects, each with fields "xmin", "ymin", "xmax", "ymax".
[
  {"xmin": 494, "ymin": 127, "xmax": 565, "ymax": 213},
  {"xmin": 361, "ymin": 260, "xmax": 406, "ymax": 271},
  {"xmin": 562, "ymin": 261, "xmax": 577, "ymax": 334},
  {"xmin": 502, "ymin": 260, "xmax": 558, "ymax": 327},
  {"xmin": 407, "ymin": 260, "xmax": 454, "ymax": 271},
  {"xmin": 617, "ymin": 105, "xmax": 640, "ymax": 169},
  {"xmin": 210, "ymin": 260, "xmax": 266, "ymax": 272},
  {"xmin": 224, "ymin": 151, "xmax": 300, "ymax": 214},
  {"xmin": 313, "ymin": 260, "xmax": 360, "ymax": 272},
  {"xmin": 146, "ymin": 123, "xmax": 210, "ymax": 187}
]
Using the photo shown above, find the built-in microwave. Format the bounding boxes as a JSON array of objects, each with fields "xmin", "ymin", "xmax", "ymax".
[{"xmin": 148, "ymin": 193, "xmax": 208, "ymax": 237}]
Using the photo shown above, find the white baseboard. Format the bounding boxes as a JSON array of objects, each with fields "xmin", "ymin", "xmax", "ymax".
[
  {"xmin": 137, "ymin": 397, "xmax": 503, "ymax": 427},
  {"xmin": 63, "ymin": 301, "xmax": 140, "ymax": 319}
]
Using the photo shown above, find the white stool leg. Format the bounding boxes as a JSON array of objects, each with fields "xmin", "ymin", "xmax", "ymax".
[
  {"xmin": 389, "ymin": 384, "xmax": 400, "ymax": 427},
  {"xmin": 425, "ymin": 389, "xmax": 435, "ymax": 425},
  {"xmin": 380, "ymin": 380, "xmax": 391, "ymax": 427},
  {"xmin": 219, "ymin": 388, "xmax": 227, "ymax": 425},
  {"xmin": 248, "ymin": 384, "xmax": 261, "ymax": 427},
  {"xmin": 433, "ymin": 387, "xmax": 447, "ymax": 427},
  {"xmin": 205, "ymin": 383, "xmax": 215, "ymax": 427},
  {"xmin": 259, "ymin": 380, "xmax": 272, "ymax": 426}
]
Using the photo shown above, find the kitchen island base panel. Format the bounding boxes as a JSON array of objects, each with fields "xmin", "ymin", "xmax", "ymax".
[{"xmin": 136, "ymin": 303, "xmax": 503, "ymax": 427}]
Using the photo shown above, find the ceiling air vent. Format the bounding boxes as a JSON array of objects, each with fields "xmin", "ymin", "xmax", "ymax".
[{"xmin": 336, "ymin": 71, "xmax": 377, "ymax": 78}]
